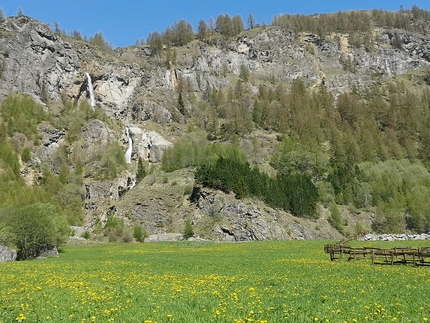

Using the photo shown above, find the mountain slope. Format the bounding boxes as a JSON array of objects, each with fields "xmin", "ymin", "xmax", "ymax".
[{"xmin": 0, "ymin": 10, "xmax": 430, "ymax": 243}]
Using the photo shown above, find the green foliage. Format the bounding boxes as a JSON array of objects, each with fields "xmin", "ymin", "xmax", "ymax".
[
  {"xmin": 21, "ymin": 146, "xmax": 31, "ymax": 163},
  {"xmin": 82, "ymin": 230, "xmax": 91, "ymax": 240},
  {"xmin": 162, "ymin": 130, "xmax": 248, "ymax": 172},
  {"xmin": 271, "ymin": 137, "xmax": 331, "ymax": 179},
  {"xmin": 0, "ymin": 203, "xmax": 69, "ymax": 260},
  {"xmin": 88, "ymin": 31, "xmax": 113, "ymax": 52},
  {"xmin": 170, "ymin": 20, "xmax": 194, "ymax": 46},
  {"xmin": 105, "ymin": 216, "xmax": 133, "ymax": 242},
  {"xmin": 328, "ymin": 203, "xmax": 344, "ymax": 233},
  {"xmin": 239, "ymin": 65, "xmax": 251, "ymax": 82},
  {"xmin": 215, "ymin": 14, "xmax": 244, "ymax": 37},
  {"xmin": 195, "ymin": 155, "xmax": 319, "ymax": 217},
  {"xmin": 133, "ymin": 225, "xmax": 148, "ymax": 243},
  {"xmin": 136, "ymin": 157, "xmax": 147, "ymax": 182},
  {"xmin": 81, "ymin": 140, "xmax": 127, "ymax": 180},
  {"xmin": 0, "ymin": 93, "xmax": 50, "ymax": 143},
  {"xmin": 0, "ymin": 222, "xmax": 16, "ymax": 247},
  {"xmin": 0, "ymin": 141, "xmax": 20, "ymax": 178},
  {"xmin": 183, "ymin": 219, "xmax": 194, "ymax": 239},
  {"xmin": 358, "ymin": 160, "xmax": 430, "ymax": 232},
  {"xmin": 58, "ymin": 100, "xmax": 103, "ymax": 144}
]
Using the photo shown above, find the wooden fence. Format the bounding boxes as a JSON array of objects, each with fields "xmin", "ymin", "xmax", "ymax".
[{"xmin": 324, "ymin": 244, "xmax": 430, "ymax": 266}]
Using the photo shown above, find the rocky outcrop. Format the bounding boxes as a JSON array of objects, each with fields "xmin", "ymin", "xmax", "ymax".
[
  {"xmin": 0, "ymin": 245, "xmax": 17, "ymax": 262},
  {"xmin": 127, "ymin": 126, "xmax": 173, "ymax": 162},
  {"xmin": 31, "ymin": 123, "xmax": 66, "ymax": 173},
  {"xmin": 80, "ymin": 119, "xmax": 116, "ymax": 150},
  {"xmin": 1, "ymin": 17, "xmax": 429, "ymax": 124},
  {"xmin": 192, "ymin": 187, "xmax": 342, "ymax": 241},
  {"xmin": 0, "ymin": 16, "xmax": 80, "ymax": 103}
]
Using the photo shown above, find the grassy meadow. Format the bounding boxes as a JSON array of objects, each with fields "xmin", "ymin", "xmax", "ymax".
[{"xmin": 0, "ymin": 240, "xmax": 429, "ymax": 323}]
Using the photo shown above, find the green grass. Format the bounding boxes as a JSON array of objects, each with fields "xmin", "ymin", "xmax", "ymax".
[{"xmin": 0, "ymin": 240, "xmax": 429, "ymax": 323}]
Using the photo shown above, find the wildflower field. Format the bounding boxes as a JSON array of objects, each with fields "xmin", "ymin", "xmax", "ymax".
[{"xmin": 0, "ymin": 240, "xmax": 429, "ymax": 323}]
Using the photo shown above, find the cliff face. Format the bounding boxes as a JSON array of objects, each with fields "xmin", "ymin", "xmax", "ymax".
[
  {"xmin": 2, "ymin": 16, "xmax": 429, "ymax": 123},
  {"xmin": 0, "ymin": 15, "xmax": 429, "ymax": 241}
]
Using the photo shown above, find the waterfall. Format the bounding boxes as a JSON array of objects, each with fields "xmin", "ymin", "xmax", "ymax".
[
  {"xmin": 125, "ymin": 126, "xmax": 132, "ymax": 164},
  {"xmin": 85, "ymin": 72, "xmax": 96, "ymax": 110},
  {"xmin": 129, "ymin": 179, "xmax": 136, "ymax": 190}
]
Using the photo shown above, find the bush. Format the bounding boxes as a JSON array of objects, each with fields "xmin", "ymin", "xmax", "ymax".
[
  {"xmin": 133, "ymin": 225, "xmax": 148, "ymax": 242},
  {"xmin": 21, "ymin": 147, "xmax": 31, "ymax": 163},
  {"xmin": 183, "ymin": 219, "xmax": 194, "ymax": 239},
  {"xmin": 0, "ymin": 203, "xmax": 69, "ymax": 260},
  {"xmin": 136, "ymin": 158, "xmax": 146, "ymax": 182},
  {"xmin": 105, "ymin": 215, "xmax": 133, "ymax": 242},
  {"xmin": 0, "ymin": 222, "xmax": 16, "ymax": 247},
  {"xmin": 328, "ymin": 203, "xmax": 344, "ymax": 234},
  {"xmin": 82, "ymin": 230, "xmax": 91, "ymax": 240}
]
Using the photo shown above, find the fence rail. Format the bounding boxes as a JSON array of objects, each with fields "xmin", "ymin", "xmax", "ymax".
[{"xmin": 324, "ymin": 244, "xmax": 430, "ymax": 266}]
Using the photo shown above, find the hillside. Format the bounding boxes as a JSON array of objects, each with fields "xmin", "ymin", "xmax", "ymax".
[{"xmin": 0, "ymin": 8, "xmax": 430, "ymax": 251}]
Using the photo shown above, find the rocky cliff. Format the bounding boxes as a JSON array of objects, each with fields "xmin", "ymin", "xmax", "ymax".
[{"xmin": 1, "ymin": 15, "xmax": 429, "ymax": 242}]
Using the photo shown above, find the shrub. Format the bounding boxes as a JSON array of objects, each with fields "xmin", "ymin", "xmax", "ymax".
[
  {"xmin": 21, "ymin": 147, "xmax": 31, "ymax": 163},
  {"xmin": 105, "ymin": 215, "xmax": 129, "ymax": 242},
  {"xmin": 0, "ymin": 222, "xmax": 16, "ymax": 247},
  {"xmin": 136, "ymin": 157, "xmax": 146, "ymax": 182},
  {"xmin": 82, "ymin": 230, "xmax": 91, "ymax": 240},
  {"xmin": 0, "ymin": 203, "xmax": 69, "ymax": 260},
  {"xmin": 183, "ymin": 219, "xmax": 194, "ymax": 239},
  {"xmin": 328, "ymin": 203, "xmax": 344, "ymax": 234},
  {"xmin": 133, "ymin": 225, "xmax": 148, "ymax": 243}
]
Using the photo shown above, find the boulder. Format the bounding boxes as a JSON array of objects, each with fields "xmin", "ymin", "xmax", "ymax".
[
  {"xmin": 0, "ymin": 245, "xmax": 17, "ymax": 262},
  {"xmin": 146, "ymin": 233, "xmax": 183, "ymax": 242}
]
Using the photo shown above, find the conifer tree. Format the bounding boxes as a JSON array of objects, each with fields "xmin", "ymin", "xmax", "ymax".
[{"xmin": 247, "ymin": 13, "xmax": 256, "ymax": 29}]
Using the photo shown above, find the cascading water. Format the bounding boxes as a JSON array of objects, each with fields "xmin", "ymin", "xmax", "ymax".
[
  {"xmin": 85, "ymin": 72, "xmax": 96, "ymax": 110},
  {"xmin": 129, "ymin": 179, "xmax": 136, "ymax": 190},
  {"xmin": 125, "ymin": 126, "xmax": 133, "ymax": 164}
]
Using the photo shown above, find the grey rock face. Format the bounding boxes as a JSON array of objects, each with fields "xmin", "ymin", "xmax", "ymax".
[
  {"xmin": 126, "ymin": 126, "xmax": 172, "ymax": 163},
  {"xmin": 193, "ymin": 187, "xmax": 341, "ymax": 242},
  {"xmin": 0, "ymin": 16, "xmax": 80, "ymax": 102},
  {"xmin": 80, "ymin": 119, "xmax": 116, "ymax": 150},
  {"xmin": 0, "ymin": 245, "xmax": 17, "ymax": 262}
]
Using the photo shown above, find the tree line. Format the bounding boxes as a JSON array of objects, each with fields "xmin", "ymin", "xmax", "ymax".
[
  {"xmin": 161, "ymin": 72, "xmax": 430, "ymax": 234},
  {"xmin": 194, "ymin": 155, "xmax": 318, "ymax": 218}
]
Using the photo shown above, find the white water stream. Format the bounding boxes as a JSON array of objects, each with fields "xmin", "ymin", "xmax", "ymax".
[
  {"xmin": 85, "ymin": 72, "xmax": 96, "ymax": 110},
  {"xmin": 125, "ymin": 126, "xmax": 133, "ymax": 164}
]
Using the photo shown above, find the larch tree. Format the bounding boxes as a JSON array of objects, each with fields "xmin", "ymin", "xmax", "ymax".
[
  {"xmin": 197, "ymin": 19, "xmax": 208, "ymax": 41},
  {"xmin": 247, "ymin": 13, "xmax": 256, "ymax": 29}
]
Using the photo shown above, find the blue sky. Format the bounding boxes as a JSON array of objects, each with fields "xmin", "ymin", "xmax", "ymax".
[{"xmin": 2, "ymin": 1, "xmax": 430, "ymax": 48}]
